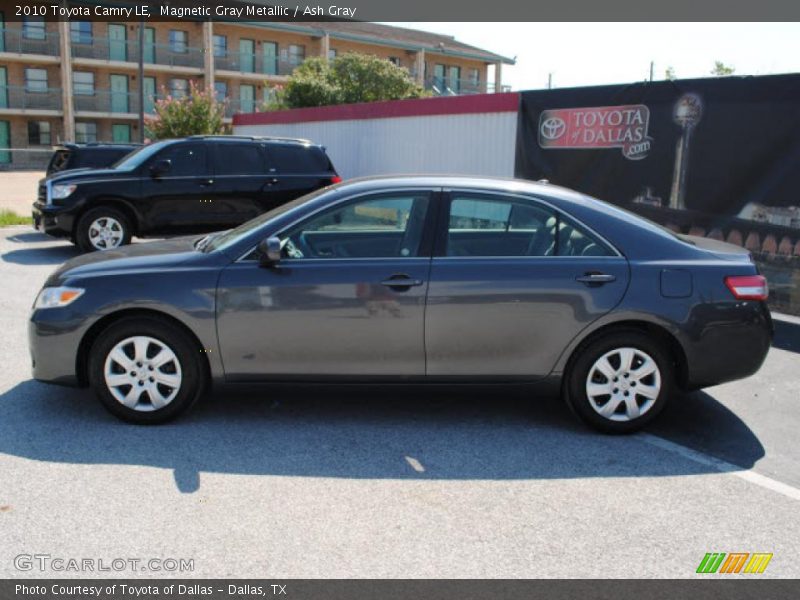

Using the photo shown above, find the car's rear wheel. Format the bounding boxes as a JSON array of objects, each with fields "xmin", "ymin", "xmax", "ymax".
[
  {"xmin": 565, "ymin": 331, "xmax": 674, "ymax": 433},
  {"xmin": 76, "ymin": 207, "xmax": 132, "ymax": 252},
  {"xmin": 88, "ymin": 317, "xmax": 205, "ymax": 424}
]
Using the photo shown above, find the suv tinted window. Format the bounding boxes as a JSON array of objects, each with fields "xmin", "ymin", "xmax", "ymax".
[
  {"xmin": 268, "ymin": 145, "xmax": 329, "ymax": 173},
  {"xmin": 214, "ymin": 143, "xmax": 266, "ymax": 176},
  {"xmin": 155, "ymin": 144, "xmax": 208, "ymax": 176}
]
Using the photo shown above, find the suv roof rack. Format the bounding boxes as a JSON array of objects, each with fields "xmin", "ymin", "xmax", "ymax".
[
  {"xmin": 56, "ymin": 141, "xmax": 143, "ymax": 148},
  {"xmin": 186, "ymin": 134, "xmax": 314, "ymax": 145}
]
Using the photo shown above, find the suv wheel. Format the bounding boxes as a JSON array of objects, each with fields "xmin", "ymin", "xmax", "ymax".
[
  {"xmin": 76, "ymin": 207, "xmax": 132, "ymax": 252},
  {"xmin": 565, "ymin": 331, "xmax": 674, "ymax": 433},
  {"xmin": 88, "ymin": 317, "xmax": 205, "ymax": 424}
]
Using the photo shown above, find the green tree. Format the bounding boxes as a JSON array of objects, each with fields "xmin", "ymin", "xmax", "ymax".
[
  {"xmin": 270, "ymin": 53, "xmax": 426, "ymax": 110},
  {"xmin": 147, "ymin": 81, "xmax": 229, "ymax": 140},
  {"xmin": 711, "ymin": 61, "xmax": 736, "ymax": 77},
  {"xmin": 665, "ymin": 66, "xmax": 676, "ymax": 81}
]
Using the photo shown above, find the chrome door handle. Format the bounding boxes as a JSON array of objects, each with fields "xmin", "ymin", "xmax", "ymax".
[
  {"xmin": 381, "ymin": 277, "xmax": 424, "ymax": 288},
  {"xmin": 576, "ymin": 273, "xmax": 617, "ymax": 285}
]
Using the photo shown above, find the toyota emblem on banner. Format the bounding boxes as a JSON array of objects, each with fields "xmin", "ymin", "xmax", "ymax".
[{"xmin": 538, "ymin": 104, "xmax": 653, "ymax": 160}]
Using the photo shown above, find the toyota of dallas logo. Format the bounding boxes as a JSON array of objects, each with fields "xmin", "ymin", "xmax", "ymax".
[{"xmin": 538, "ymin": 104, "xmax": 653, "ymax": 160}]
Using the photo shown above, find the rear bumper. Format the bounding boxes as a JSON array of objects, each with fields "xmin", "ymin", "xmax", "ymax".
[{"xmin": 683, "ymin": 301, "xmax": 773, "ymax": 389}]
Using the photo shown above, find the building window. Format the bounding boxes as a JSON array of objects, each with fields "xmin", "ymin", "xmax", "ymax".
[
  {"xmin": 22, "ymin": 17, "xmax": 46, "ymax": 40},
  {"xmin": 388, "ymin": 57, "xmax": 401, "ymax": 66},
  {"xmin": 73, "ymin": 72, "xmax": 95, "ymax": 95},
  {"xmin": 169, "ymin": 30, "xmax": 188, "ymax": 53},
  {"xmin": 169, "ymin": 78, "xmax": 189, "ymax": 98},
  {"xmin": 112, "ymin": 124, "xmax": 131, "ymax": 142},
  {"xmin": 28, "ymin": 121, "xmax": 51, "ymax": 145},
  {"xmin": 25, "ymin": 68, "xmax": 48, "ymax": 93},
  {"xmin": 239, "ymin": 84, "xmax": 255, "ymax": 112},
  {"xmin": 213, "ymin": 35, "xmax": 227, "ymax": 57},
  {"xmin": 449, "ymin": 66, "xmax": 461, "ymax": 92},
  {"xmin": 75, "ymin": 122, "xmax": 97, "ymax": 143},
  {"xmin": 214, "ymin": 81, "xmax": 228, "ymax": 102},
  {"xmin": 327, "ymin": 48, "xmax": 337, "ymax": 60},
  {"xmin": 70, "ymin": 21, "xmax": 93, "ymax": 44},
  {"xmin": 468, "ymin": 68, "xmax": 480, "ymax": 87},
  {"xmin": 288, "ymin": 44, "xmax": 305, "ymax": 66}
]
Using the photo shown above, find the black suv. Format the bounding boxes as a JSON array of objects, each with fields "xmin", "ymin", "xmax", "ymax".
[
  {"xmin": 46, "ymin": 142, "xmax": 142, "ymax": 176},
  {"xmin": 33, "ymin": 135, "xmax": 340, "ymax": 252}
]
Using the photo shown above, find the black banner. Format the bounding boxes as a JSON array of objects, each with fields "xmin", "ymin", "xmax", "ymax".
[
  {"xmin": 515, "ymin": 73, "xmax": 800, "ymax": 313},
  {"xmin": 3, "ymin": 579, "xmax": 800, "ymax": 600}
]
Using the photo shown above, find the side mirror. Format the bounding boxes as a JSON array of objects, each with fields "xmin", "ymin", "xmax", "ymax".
[
  {"xmin": 258, "ymin": 236, "xmax": 282, "ymax": 266},
  {"xmin": 149, "ymin": 159, "xmax": 171, "ymax": 178}
]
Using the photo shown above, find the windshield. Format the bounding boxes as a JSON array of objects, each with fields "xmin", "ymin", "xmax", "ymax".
[
  {"xmin": 111, "ymin": 140, "xmax": 171, "ymax": 170},
  {"xmin": 204, "ymin": 187, "xmax": 334, "ymax": 254}
]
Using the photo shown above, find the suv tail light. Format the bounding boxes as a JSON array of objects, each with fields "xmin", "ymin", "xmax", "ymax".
[
  {"xmin": 724, "ymin": 275, "xmax": 768, "ymax": 301},
  {"xmin": 330, "ymin": 175, "xmax": 342, "ymax": 184}
]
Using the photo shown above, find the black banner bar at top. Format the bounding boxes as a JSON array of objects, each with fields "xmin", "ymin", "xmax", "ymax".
[{"xmin": 1, "ymin": 0, "xmax": 799, "ymax": 22}]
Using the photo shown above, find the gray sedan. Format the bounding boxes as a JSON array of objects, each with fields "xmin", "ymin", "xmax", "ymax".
[{"xmin": 28, "ymin": 176, "xmax": 772, "ymax": 432}]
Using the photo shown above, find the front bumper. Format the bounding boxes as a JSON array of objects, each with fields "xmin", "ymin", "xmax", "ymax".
[
  {"xmin": 32, "ymin": 201, "xmax": 80, "ymax": 238},
  {"xmin": 28, "ymin": 308, "xmax": 93, "ymax": 386}
]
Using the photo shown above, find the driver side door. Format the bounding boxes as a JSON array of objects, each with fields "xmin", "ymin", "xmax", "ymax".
[{"xmin": 216, "ymin": 189, "xmax": 437, "ymax": 380}]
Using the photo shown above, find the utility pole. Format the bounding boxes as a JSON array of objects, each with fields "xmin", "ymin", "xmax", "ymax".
[
  {"xmin": 547, "ymin": 72, "xmax": 552, "ymax": 89},
  {"xmin": 649, "ymin": 61, "xmax": 654, "ymax": 82},
  {"xmin": 138, "ymin": 17, "xmax": 145, "ymax": 142}
]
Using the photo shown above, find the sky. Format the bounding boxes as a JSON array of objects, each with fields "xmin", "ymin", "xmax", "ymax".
[{"xmin": 387, "ymin": 23, "xmax": 800, "ymax": 91}]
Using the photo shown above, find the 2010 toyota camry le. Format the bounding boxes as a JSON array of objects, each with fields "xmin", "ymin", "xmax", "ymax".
[{"xmin": 28, "ymin": 176, "xmax": 773, "ymax": 432}]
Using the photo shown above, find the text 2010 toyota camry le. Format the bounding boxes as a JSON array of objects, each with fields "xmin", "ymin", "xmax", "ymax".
[{"xmin": 29, "ymin": 176, "xmax": 772, "ymax": 432}]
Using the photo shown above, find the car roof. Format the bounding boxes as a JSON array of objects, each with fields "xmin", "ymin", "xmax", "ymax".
[{"xmin": 185, "ymin": 135, "xmax": 321, "ymax": 147}]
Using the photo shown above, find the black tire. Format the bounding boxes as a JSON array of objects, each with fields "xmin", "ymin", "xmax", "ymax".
[
  {"xmin": 75, "ymin": 206, "xmax": 132, "ymax": 252},
  {"xmin": 564, "ymin": 330, "xmax": 674, "ymax": 434},
  {"xmin": 88, "ymin": 317, "xmax": 206, "ymax": 424}
]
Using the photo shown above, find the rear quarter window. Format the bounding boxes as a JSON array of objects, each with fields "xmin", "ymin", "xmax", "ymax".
[{"xmin": 267, "ymin": 145, "xmax": 330, "ymax": 173}]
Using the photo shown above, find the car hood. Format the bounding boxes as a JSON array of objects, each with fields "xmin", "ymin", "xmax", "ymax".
[
  {"xmin": 47, "ymin": 237, "xmax": 205, "ymax": 285},
  {"xmin": 47, "ymin": 167, "xmax": 125, "ymax": 184}
]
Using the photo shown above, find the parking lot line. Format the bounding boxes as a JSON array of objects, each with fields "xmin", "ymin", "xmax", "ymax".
[{"xmin": 640, "ymin": 433, "xmax": 800, "ymax": 502}]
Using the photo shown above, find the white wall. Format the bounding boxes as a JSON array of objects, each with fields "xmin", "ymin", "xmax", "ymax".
[{"xmin": 235, "ymin": 112, "xmax": 518, "ymax": 179}]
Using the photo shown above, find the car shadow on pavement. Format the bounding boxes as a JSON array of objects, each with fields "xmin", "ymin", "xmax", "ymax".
[
  {"xmin": 0, "ymin": 379, "xmax": 765, "ymax": 494},
  {"xmin": 2, "ymin": 231, "xmax": 80, "ymax": 265}
]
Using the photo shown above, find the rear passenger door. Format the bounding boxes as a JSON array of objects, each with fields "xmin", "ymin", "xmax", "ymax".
[
  {"xmin": 264, "ymin": 144, "xmax": 335, "ymax": 207},
  {"xmin": 425, "ymin": 190, "xmax": 629, "ymax": 379},
  {"xmin": 210, "ymin": 142, "xmax": 271, "ymax": 226}
]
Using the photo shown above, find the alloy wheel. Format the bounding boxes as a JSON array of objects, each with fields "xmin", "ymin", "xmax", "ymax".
[{"xmin": 88, "ymin": 216, "xmax": 124, "ymax": 250}]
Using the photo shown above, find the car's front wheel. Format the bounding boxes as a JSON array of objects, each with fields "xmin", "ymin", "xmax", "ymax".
[
  {"xmin": 88, "ymin": 317, "xmax": 205, "ymax": 424},
  {"xmin": 565, "ymin": 331, "xmax": 674, "ymax": 433},
  {"xmin": 75, "ymin": 207, "xmax": 132, "ymax": 252}
]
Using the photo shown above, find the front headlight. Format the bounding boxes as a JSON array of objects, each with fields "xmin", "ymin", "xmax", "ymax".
[
  {"xmin": 34, "ymin": 287, "xmax": 85, "ymax": 309},
  {"xmin": 51, "ymin": 184, "xmax": 77, "ymax": 200}
]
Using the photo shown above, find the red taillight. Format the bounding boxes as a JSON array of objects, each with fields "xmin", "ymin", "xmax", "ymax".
[
  {"xmin": 330, "ymin": 175, "xmax": 342, "ymax": 184},
  {"xmin": 724, "ymin": 275, "xmax": 768, "ymax": 301}
]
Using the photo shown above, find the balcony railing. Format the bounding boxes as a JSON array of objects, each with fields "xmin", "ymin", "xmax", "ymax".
[
  {"xmin": 70, "ymin": 36, "xmax": 204, "ymax": 69},
  {"xmin": 214, "ymin": 51, "xmax": 301, "ymax": 76},
  {"xmin": 0, "ymin": 85, "xmax": 62, "ymax": 111},
  {"xmin": 74, "ymin": 90, "xmax": 138, "ymax": 114},
  {"xmin": 0, "ymin": 27, "xmax": 60, "ymax": 56}
]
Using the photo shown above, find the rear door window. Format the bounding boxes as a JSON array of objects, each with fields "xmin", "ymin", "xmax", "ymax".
[
  {"xmin": 267, "ymin": 145, "xmax": 330, "ymax": 173},
  {"xmin": 213, "ymin": 143, "xmax": 267, "ymax": 176}
]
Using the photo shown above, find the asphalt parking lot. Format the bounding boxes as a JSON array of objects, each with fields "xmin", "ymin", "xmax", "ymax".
[{"xmin": 1, "ymin": 226, "xmax": 799, "ymax": 578}]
